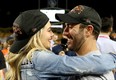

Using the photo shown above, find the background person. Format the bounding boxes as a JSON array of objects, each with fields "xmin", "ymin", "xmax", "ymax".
[
  {"xmin": 110, "ymin": 31, "xmax": 116, "ymax": 41},
  {"xmin": 0, "ymin": 50, "xmax": 6, "ymax": 80},
  {"xmin": 97, "ymin": 16, "xmax": 116, "ymax": 54},
  {"xmin": 97, "ymin": 16, "xmax": 116, "ymax": 79}
]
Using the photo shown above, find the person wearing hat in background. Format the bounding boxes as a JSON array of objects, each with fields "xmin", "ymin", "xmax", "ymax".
[{"xmin": 5, "ymin": 7, "xmax": 116, "ymax": 80}]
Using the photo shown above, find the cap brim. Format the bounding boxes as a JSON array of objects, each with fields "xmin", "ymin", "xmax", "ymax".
[
  {"xmin": 10, "ymin": 39, "xmax": 29, "ymax": 53},
  {"xmin": 55, "ymin": 14, "xmax": 79, "ymax": 24}
]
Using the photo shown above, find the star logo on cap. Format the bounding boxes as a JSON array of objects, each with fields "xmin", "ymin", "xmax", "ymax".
[{"xmin": 70, "ymin": 5, "xmax": 84, "ymax": 14}]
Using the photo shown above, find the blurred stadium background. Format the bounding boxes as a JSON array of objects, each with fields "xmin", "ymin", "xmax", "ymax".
[{"xmin": 0, "ymin": 0, "xmax": 115, "ymax": 31}]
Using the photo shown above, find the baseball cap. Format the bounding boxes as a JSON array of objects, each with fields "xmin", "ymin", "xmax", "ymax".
[
  {"xmin": 10, "ymin": 9, "xmax": 49, "ymax": 53},
  {"xmin": 55, "ymin": 5, "xmax": 102, "ymax": 32}
]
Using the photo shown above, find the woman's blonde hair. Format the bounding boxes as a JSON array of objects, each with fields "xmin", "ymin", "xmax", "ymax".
[{"xmin": 6, "ymin": 28, "xmax": 49, "ymax": 80}]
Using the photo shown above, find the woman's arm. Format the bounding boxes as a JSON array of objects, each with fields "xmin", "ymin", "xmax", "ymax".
[{"xmin": 33, "ymin": 51, "xmax": 116, "ymax": 75}]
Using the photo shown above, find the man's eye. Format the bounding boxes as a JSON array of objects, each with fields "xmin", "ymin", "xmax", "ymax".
[{"xmin": 69, "ymin": 25, "xmax": 73, "ymax": 29}]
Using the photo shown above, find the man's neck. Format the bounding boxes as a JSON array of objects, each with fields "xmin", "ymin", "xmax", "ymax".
[
  {"xmin": 100, "ymin": 32, "xmax": 110, "ymax": 36},
  {"xmin": 76, "ymin": 38, "xmax": 98, "ymax": 56}
]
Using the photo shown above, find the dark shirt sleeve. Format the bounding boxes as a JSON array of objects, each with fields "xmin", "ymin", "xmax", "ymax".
[
  {"xmin": 52, "ymin": 44, "xmax": 63, "ymax": 55},
  {"xmin": 0, "ymin": 50, "xmax": 6, "ymax": 70}
]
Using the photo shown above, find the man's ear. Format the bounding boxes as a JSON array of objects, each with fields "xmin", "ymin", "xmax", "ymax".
[{"xmin": 85, "ymin": 25, "xmax": 94, "ymax": 37}]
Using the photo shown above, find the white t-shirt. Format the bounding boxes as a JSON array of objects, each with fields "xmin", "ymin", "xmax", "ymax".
[
  {"xmin": 76, "ymin": 50, "xmax": 115, "ymax": 80},
  {"xmin": 97, "ymin": 34, "xmax": 116, "ymax": 54}
]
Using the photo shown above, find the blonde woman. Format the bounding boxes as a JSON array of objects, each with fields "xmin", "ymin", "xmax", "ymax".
[{"xmin": 6, "ymin": 9, "xmax": 116, "ymax": 80}]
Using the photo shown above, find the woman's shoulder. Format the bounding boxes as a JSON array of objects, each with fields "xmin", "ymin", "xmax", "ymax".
[
  {"xmin": 34, "ymin": 50, "xmax": 53, "ymax": 54},
  {"xmin": 32, "ymin": 50, "xmax": 54, "ymax": 58}
]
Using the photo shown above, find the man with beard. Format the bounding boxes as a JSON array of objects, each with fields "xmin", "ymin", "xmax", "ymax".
[{"xmin": 55, "ymin": 5, "xmax": 115, "ymax": 80}]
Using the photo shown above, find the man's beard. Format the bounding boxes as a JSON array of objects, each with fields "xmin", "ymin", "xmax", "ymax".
[{"xmin": 71, "ymin": 31, "xmax": 86, "ymax": 52}]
